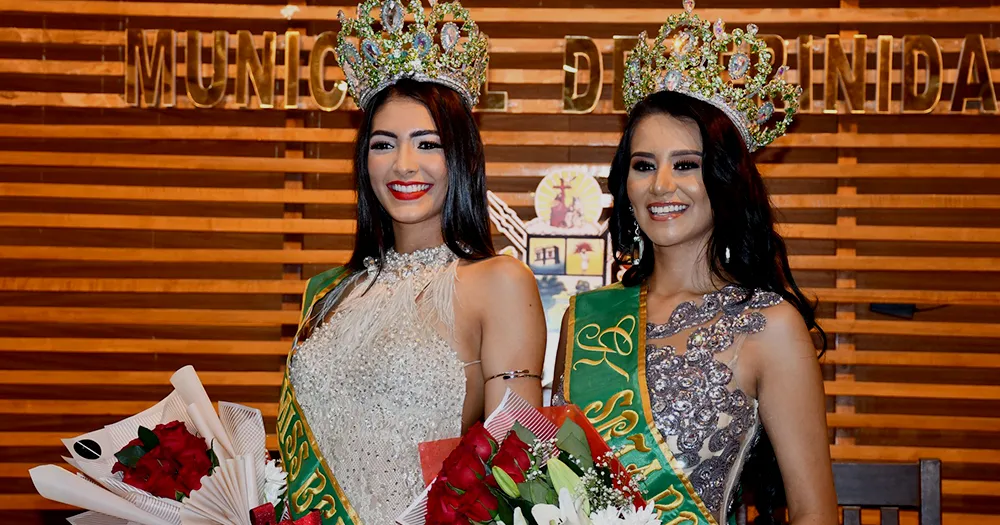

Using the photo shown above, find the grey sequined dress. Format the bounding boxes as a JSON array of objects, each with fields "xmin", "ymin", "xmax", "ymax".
[
  {"xmin": 553, "ymin": 285, "xmax": 784, "ymax": 523},
  {"xmin": 288, "ymin": 245, "xmax": 467, "ymax": 523}
]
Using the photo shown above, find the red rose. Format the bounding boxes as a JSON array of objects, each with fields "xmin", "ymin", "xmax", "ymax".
[
  {"xmin": 128, "ymin": 454, "xmax": 180, "ymax": 498},
  {"xmin": 457, "ymin": 484, "xmax": 498, "ymax": 522},
  {"xmin": 426, "ymin": 476, "xmax": 467, "ymax": 525},
  {"xmin": 458, "ymin": 422, "xmax": 495, "ymax": 462},
  {"xmin": 442, "ymin": 447, "xmax": 487, "ymax": 492},
  {"xmin": 490, "ymin": 432, "xmax": 532, "ymax": 483},
  {"xmin": 155, "ymin": 421, "xmax": 198, "ymax": 454}
]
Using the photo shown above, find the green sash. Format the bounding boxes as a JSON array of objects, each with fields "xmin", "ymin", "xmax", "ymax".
[
  {"xmin": 562, "ymin": 283, "xmax": 717, "ymax": 525},
  {"xmin": 278, "ymin": 266, "xmax": 363, "ymax": 525}
]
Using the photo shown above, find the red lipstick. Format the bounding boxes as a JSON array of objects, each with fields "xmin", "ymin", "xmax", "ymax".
[{"xmin": 387, "ymin": 180, "xmax": 433, "ymax": 201}]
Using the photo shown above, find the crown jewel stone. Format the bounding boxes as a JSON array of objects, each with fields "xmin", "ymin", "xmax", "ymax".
[
  {"xmin": 714, "ymin": 19, "xmax": 725, "ymax": 36},
  {"xmin": 755, "ymin": 102, "xmax": 774, "ymax": 124},
  {"xmin": 747, "ymin": 23, "xmax": 758, "ymax": 36},
  {"xmin": 339, "ymin": 43, "xmax": 360, "ymax": 66},
  {"xmin": 441, "ymin": 22, "xmax": 460, "ymax": 51},
  {"xmin": 413, "ymin": 32, "xmax": 432, "ymax": 56},
  {"xmin": 381, "ymin": 0, "xmax": 404, "ymax": 33},
  {"xmin": 361, "ymin": 39, "xmax": 381, "ymax": 63},
  {"xmin": 665, "ymin": 70, "xmax": 682, "ymax": 90},
  {"xmin": 683, "ymin": 0, "xmax": 695, "ymax": 13},
  {"xmin": 728, "ymin": 53, "xmax": 750, "ymax": 79}
]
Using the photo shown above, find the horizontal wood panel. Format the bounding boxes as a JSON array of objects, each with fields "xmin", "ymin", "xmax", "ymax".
[
  {"xmin": 3, "ymin": 1, "xmax": 999, "ymax": 519},
  {"xmin": 5, "ymin": 183, "xmax": 1000, "ymax": 210},
  {"xmin": 4, "ymin": 280, "xmax": 998, "ymax": 306}
]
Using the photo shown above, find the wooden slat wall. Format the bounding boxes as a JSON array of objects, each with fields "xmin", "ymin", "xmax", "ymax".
[{"xmin": 1, "ymin": 0, "xmax": 999, "ymax": 523}]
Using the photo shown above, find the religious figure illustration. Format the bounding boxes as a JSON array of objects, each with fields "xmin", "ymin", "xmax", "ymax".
[{"xmin": 487, "ymin": 168, "xmax": 613, "ymax": 392}]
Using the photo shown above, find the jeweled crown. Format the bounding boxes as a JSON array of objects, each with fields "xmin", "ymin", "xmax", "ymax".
[
  {"xmin": 335, "ymin": 0, "xmax": 489, "ymax": 110},
  {"xmin": 623, "ymin": 0, "xmax": 802, "ymax": 151}
]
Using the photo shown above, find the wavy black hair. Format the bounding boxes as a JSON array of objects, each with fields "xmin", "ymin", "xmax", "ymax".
[
  {"xmin": 608, "ymin": 90, "xmax": 827, "ymax": 524},
  {"xmin": 347, "ymin": 78, "xmax": 495, "ymax": 270}
]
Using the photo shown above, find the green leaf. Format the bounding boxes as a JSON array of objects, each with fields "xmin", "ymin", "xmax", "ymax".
[
  {"xmin": 555, "ymin": 418, "xmax": 593, "ymax": 470},
  {"xmin": 174, "ymin": 490, "xmax": 186, "ymax": 502},
  {"xmin": 207, "ymin": 446, "xmax": 220, "ymax": 469},
  {"xmin": 493, "ymin": 495, "xmax": 515, "ymax": 525},
  {"xmin": 510, "ymin": 422, "xmax": 537, "ymax": 446},
  {"xmin": 516, "ymin": 478, "xmax": 552, "ymax": 505},
  {"xmin": 114, "ymin": 445, "xmax": 146, "ymax": 468},
  {"xmin": 137, "ymin": 426, "xmax": 159, "ymax": 451}
]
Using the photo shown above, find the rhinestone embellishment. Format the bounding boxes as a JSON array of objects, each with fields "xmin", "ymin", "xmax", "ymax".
[
  {"xmin": 413, "ymin": 32, "xmax": 432, "ymax": 56},
  {"xmin": 361, "ymin": 39, "xmax": 381, "ymax": 63},
  {"xmin": 380, "ymin": 0, "xmax": 404, "ymax": 33},
  {"xmin": 728, "ymin": 53, "xmax": 750, "ymax": 79},
  {"xmin": 756, "ymin": 101, "xmax": 775, "ymax": 124},
  {"xmin": 440, "ymin": 22, "xmax": 460, "ymax": 51}
]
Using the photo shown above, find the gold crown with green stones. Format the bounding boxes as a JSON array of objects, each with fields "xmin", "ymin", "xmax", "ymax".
[
  {"xmin": 335, "ymin": 0, "xmax": 489, "ymax": 110},
  {"xmin": 623, "ymin": 0, "xmax": 802, "ymax": 151}
]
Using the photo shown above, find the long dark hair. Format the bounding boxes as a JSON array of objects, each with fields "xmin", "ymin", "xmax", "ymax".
[
  {"xmin": 347, "ymin": 79, "xmax": 495, "ymax": 270},
  {"xmin": 608, "ymin": 90, "xmax": 827, "ymax": 524}
]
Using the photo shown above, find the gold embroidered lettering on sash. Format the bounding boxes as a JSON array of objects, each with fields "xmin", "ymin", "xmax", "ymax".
[
  {"xmin": 618, "ymin": 433, "xmax": 653, "ymax": 456},
  {"xmin": 278, "ymin": 386, "xmax": 294, "ymax": 435},
  {"xmin": 292, "ymin": 469, "xmax": 327, "ymax": 513},
  {"xmin": 650, "ymin": 485, "xmax": 686, "ymax": 513},
  {"xmin": 626, "ymin": 457, "xmax": 663, "ymax": 480},
  {"xmin": 664, "ymin": 511, "xmax": 700, "ymax": 525},
  {"xmin": 583, "ymin": 390, "xmax": 640, "ymax": 439},
  {"xmin": 573, "ymin": 315, "xmax": 637, "ymax": 380},
  {"xmin": 315, "ymin": 495, "xmax": 345, "ymax": 523}
]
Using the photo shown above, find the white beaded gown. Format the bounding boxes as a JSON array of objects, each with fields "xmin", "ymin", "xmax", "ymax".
[{"xmin": 288, "ymin": 244, "xmax": 467, "ymax": 523}]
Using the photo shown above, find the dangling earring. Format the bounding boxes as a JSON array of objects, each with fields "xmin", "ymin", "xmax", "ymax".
[
  {"xmin": 724, "ymin": 246, "xmax": 731, "ymax": 264},
  {"xmin": 633, "ymin": 221, "xmax": 644, "ymax": 264}
]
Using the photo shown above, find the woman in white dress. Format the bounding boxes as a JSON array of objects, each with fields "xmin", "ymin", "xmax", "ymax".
[{"xmin": 277, "ymin": 1, "xmax": 545, "ymax": 522}]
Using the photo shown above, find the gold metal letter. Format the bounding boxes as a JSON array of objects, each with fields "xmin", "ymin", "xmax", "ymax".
[
  {"xmin": 950, "ymin": 34, "xmax": 998, "ymax": 113},
  {"xmin": 309, "ymin": 31, "xmax": 347, "ymax": 111},
  {"xmin": 185, "ymin": 30, "xmax": 227, "ymax": 108},
  {"xmin": 285, "ymin": 31, "xmax": 302, "ymax": 109},
  {"xmin": 236, "ymin": 30, "xmax": 276, "ymax": 108},
  {"xmin": 875, "ymin": 35, "xmax": 892, "ymax": 113},
  {"xmin": 612, "ymin": 35, "xmax": 639, "ymax": 113},
  {"xmin": 125, "ymin": 29, "xmax": 176, "ymax": 107},
  {"xmin": 824, "ymin": 34, "xmax": 867, "ymax": 114},
  {"xmin": 902, "ymin": 35, "xmax": 942, "ymax": 114},
  {"xmin": 797, "ymin": 36, "xmax": 813, "ymax": 113},
  {"xmin": 563, "ymin": 36, "xmax": 603, "ymax": 113}
]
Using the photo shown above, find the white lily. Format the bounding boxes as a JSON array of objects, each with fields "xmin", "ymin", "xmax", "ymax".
[
  {"xmin": 531, "ymin": 487, "xmax": 592, "ymax": 525},
  {"xmin": 621, "ymin": 505, "xmax": 660, "ymax": 525}
]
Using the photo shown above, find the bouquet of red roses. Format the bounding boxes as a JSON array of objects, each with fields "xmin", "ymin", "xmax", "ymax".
[
  {"xmin": 111, "ymin": 421, "xmax": 216, "ymax": 500},
  {"xmin": 398, "ymin": 390, "xmax": 651, "ymax": 525},
  {"xmin": 30, "ymin": 366, "xmax": 288, "ymax": 525}
]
